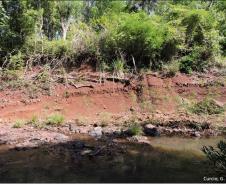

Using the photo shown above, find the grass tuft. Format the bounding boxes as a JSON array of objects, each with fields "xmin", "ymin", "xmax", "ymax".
[
  {"xmin": 13, "ymin": 119, "xmax": 25, "ymax": 128},
  {"xmin": 128, "ymin": 123, "xmax": 143, "ymax": 136},
  {"xmin": 46, "ymin": 113, "xmax": 65, "ymax": 126}
]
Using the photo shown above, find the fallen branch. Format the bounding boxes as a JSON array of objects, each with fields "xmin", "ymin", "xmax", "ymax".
[
  {"xmin": 68, "ymin": 80, "xmax": 94, "ymax": 89},
  {"xmin": 105, "ymin": 77, "xmax": 130, "ymax": 84}
]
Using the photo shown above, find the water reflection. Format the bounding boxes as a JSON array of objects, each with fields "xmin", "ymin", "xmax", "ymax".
[{"xmin": 0, "ymin": 136, "xmax": 224, "ymax": 183}]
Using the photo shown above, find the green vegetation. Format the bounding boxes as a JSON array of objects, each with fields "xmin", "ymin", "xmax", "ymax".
[
  {"xmin": 98, "ymin": 112, "xmax": 112, "ymax": 127},
  {"xmin": 46, "ymin": 113, "xmax": 65, "ymax": 126},
  {"xmin": 30, "ymin": 115, "xmax": 38, "ymax": 124},
  {"xmin": 128, "ymin": 122, "xmax": 143, "ymax": 136},
  {"xmin": 12, "ymin": 119, "xmax": 26, "ymax": 128},
  {"xmin": 0, "ymin": 0, "xmax": 225, "ymax": 77},
  {"xmin": 191, "ymin": 98, "xmax": 225, "ymax": 115},
  {"xmin": 202, "ymin": 140, "xmax": 226, "ymax": 175},
  {"xmin": 27, "ymin": 115, "xmax": 45, "ymax": 128},
  {"xmin": 162, "ymin": 61, "xmax": 180, "ymax": 77}
]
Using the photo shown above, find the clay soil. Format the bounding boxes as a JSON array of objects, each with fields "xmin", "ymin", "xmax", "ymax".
[{"xmin": 0, "ymin": 69, "xmax": 225, "ymax": 125}]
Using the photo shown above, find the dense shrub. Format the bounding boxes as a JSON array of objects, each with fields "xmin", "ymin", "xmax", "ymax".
[
  {"xmin": 98, "ymin": 12, "xmax": 177, "ymax": 70},
  {"xmin": 24, "ymin": 36, "xmax": 73, "ymax": 58},
  {"xmin": 7, "ymin": 51, "xmax": 24, "ymax": 70},
  {"xmin": 1, "ymin": 1, "xmax": 224, "ymax": 74},
  {"xmin": 71, "ymin": 23, "xmax": 98, "ymax": 56},
  {"xmin": 23, "ymin": 23, "xmax": 100, "ymax": 67},
  {"xmin": 191, "ymin": 98, "xmax": 225, "ymax": 115},
  {"xmin": 160, "ymin": 5, "xmax": 222, "ymax": 73}
]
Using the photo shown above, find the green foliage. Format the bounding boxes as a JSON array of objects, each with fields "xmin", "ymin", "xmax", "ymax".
[
  {"xmin": 112, "ymin": 58, "xmax": 125, "ymax": 77},
  {"xmin": 46, "ymin": 113, "xmax": 65, "ymax": 126},
  {"xmin": 30, "ymin": 115, "xmax": 38, "ymax": 124},
  {"xmin": 13, "ymin": 119, "xmax": 25, "ymax": 128},
  {"xmin": 0, "ymin": 0, "xmax": 39, "ymax": 52},
  {"xmin": 56, "ymin": 1, "xmax": 83, "ymax": 40},
  {"xmin": 71, "ymin": 22, "xmax": 98, "ymax": 57},
  {"xmin": 179, "ymin": 45, "xmax": 212, "ymax": 73},
  {"xmin": 163, "ymin": 61, "xmax": 180, "ymax": 77},
  {"xmin": 28, "ymin": 115, "xmax": 44, "ymax": 128},
  {"xmin": 7, "ymin": 51, "xmax": 24, "ymax": 70},
  {"xmin": 0, "ymin": 0, "xmax": 225, "ymax": 74},
  {"xmin": 83, "ymin": 1, "xmax": 126, "ymax": 23},
  {"xmin": 1, "ymin": 69, "xmax": 22, "ymax": 81},
  {"xmin": 24, "ymin": 36, "xmax": 73, "ymax": 58},
  {"xmin": 160, "ymin": 5, "xmax": 222, "ymax": 73},
  {"xmin": 128, "ymin": 122, "xmax": 143, "ymax": 136},
  {"xmin": 202, "ymin": 140, "xmax": 226, "ymax": 175},
  {"xmin": 99, "ymin": 12, "xmax": 177, "ymax": 70},
  {"xmin": 191, "ymin": 98, "xmax": 225, "ymax": 115}
]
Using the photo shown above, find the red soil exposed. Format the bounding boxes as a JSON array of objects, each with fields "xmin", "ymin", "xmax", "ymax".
[{"xmin": 0, "ymin": 71, "xmax": 225, "ymax": 123}]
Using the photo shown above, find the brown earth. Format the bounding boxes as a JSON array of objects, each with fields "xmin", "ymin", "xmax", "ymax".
[
  {"xmin": 0, "ymin": 68, "xmax": 225, "ymax": 149},
  {"xmin": 0, "ymin": 71, "xmax": 225, "ymax": 125}
]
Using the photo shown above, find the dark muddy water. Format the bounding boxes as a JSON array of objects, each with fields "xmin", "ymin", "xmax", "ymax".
[{"xmin": 0, "ymin": 136, "xmax": 225, "ymax": 183}]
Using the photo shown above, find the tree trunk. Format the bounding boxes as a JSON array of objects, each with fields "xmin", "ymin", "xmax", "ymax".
[
  {"xmin": 61, "ymin": 18, "xmax": 70, "ymax": 40},
  {"xmin": 62, "ymin": 26, "xmax": 67, "ymax": 40}
]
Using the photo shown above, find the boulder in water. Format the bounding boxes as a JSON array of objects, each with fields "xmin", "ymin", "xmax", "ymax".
[
  {"xmin": 143, "ymin": 124, "xmax": 160, "ymax": 136},
  {"xmin": 89, "ymin": 127, "xmax": 102, "ymax": 138}
]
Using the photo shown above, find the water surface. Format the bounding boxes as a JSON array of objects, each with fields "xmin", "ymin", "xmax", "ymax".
[{"xmin": 0, "ymin": 136, "xmax": 224, "ymax": 183}]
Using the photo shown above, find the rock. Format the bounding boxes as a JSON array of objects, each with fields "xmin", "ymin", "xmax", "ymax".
[
  {"xmin": 213, "ymin": 99, "xmax": 225, "ymax": 108},
  {"xmin": 143, "ymin": 124, "xmax": 160, "ymax": 136},
  {"xmin": 130, "ymin": 106, "xmax": 135, "ymax": 112},
  {"xmin": 0, "ymin": 140, "xmax": 7, "ymax": 145},
  {"xmin": 89, "ymin": 127, "xmax": 102, "ymax": 138},
  {"xmin": 172, "ymin": 128, "xmax": 184, "ymax": 135},
  {"xmin": 53, "ymin": 134, "xmax": 69, "ymax": 143},
  {"xmin": 190, "ymin": 131, "xmax": 201, "ymax": 137},
  {"xmin": 69, "ymin": 124, "xmax": 90, "ymax": 134},
  {"xmin": 102, "ymin": 127, "xmax": 121, "ymax": 136},
  {"xmin": 203, "ymin": 129, "xmax": 216, "ymax": 136},
  {"xmin": 127, "ymin": 136, "xmax": 150, "ymax": 144},
  {"xmin": 69, "ymin": 123, "xmax": 78, "ymax": 132},
  {"xmin": 79, "ymin": 127, "xmax": 90, "ymax": 134},
  {"xmin": 80, "ymin": 149, "xmax": 92, "ymax": 156}
]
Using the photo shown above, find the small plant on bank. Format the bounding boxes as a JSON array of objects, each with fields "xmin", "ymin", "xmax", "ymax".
[
  {"xmin": 191, "ymin": 98, "xmax": 225, "ymax": 115},
  {"xmin": 99, "ymin": 112, "xmax": 112, "ymax": 127},
  {"xmin": 163, "ymin": 61, "xmax": 180, "ymax": 77},
  {"xmin": 13, "ymin": 119, "xmax": 26, "ymax": 128},
  {"xmin": 112, "ymin": 59, "xmax": 125, "ymax": 78},
  {"xmin": 63, "ymin": 91, "xmax": 70, "ymax": 98},
  {"xmin": 128, "ymin": 122, "xmax": 143, "ymax": 136},
  {"xmin": 202, "ymin": 140, "xmax": 226, "ymax": 175},
  {"xmin": 46, "ymin": 113, "xmax": 65, "ymax": 126},
  {"xmin": 27, "ymin": 115, "xmax": 45, "ymax": 129},
  {"xmin": 30, "ymin": 115, "xmax": 38, "ymax": 124}
]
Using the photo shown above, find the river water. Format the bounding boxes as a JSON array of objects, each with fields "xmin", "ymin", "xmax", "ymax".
[{"xmin": 0, "ymin": 136, "xmax": 225, "ymax": 183}]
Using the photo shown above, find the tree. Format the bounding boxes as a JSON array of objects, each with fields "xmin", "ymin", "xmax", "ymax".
[
  {"xmin": 0, "ymin": 1, "xmax": 9, "ymax": 58},
  {"xmin": 0, "ymin": 0, "xmax": 38, "ymax": 51},
  {"xmin": 126, "ymin": 0, "xmax": 158, "ymax": 15},
  {"xmin": 56, "ymin": 1, "xmax": 82, "ymax": 40},
  {"xmin": 82, "ymin": 0, "xmax": 126, "ymax": 23}
]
